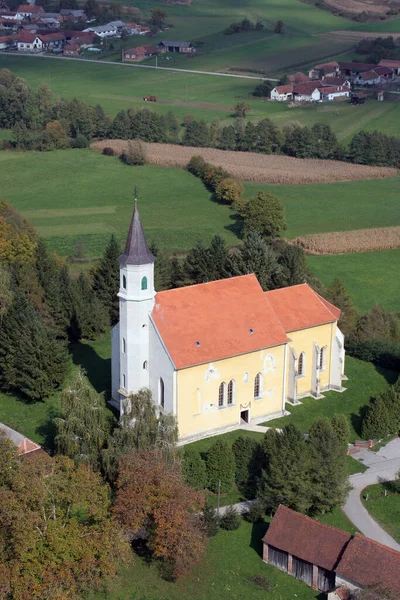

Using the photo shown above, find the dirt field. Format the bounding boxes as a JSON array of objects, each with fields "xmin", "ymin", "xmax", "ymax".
[
  {"xmin": 318, "ymin": 30, "xmax": 400, "ymax": 42},
  {"xmin": 91, "ymin": 141, "xmax": 397, "ymax": 185},
  {"xmin": 291, "ymin": 226, "xmax": 400, "ymax": 254},
  {"xmin": 320, "ymin": 0, "xmax": 400, "ymax": 17}
]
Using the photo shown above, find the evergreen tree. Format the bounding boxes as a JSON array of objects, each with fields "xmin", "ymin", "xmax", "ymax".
[
  {"xmin": 183, "ymin": 447, "xmax": 207, "ymax": 490},
  {"xmin": 311, "ymin": 123, "xmax": 338, "ymax": 159},
  {"xmin": 71, "ymin": 272, "xmax": 109, "ymax": 339},
  {"xmin": 94, "ymin": 104, "xmax": 111, "ymax": 138},
  {"xmin": 205, "ymin": 439, "xmax": 235, "ymax": 493},
  {"xmin": 184, "ymin": 236, "xmax": 233, "ymax": 284},
  {"xmin": 92, "ymin": 234, "xmax": 121, "ymax": 325},
  {"xmin": 0, "ymin": 291, "xmax": 67, "ymax": 400},
  {"xmin": 326, "ymin": 278, "xmax": 359, "ymax": 337},
  {"xmin": 111, "ymin": 110, "xmax": 131, "ymax": 139},
  {"xmin": 220, "ymin": 506, "xmax": 241, "ymax": 530},
  {"xmin": 356, "ymin": 305, "xmax": 400, "ymax": 344},
  {"xmin": 236, "ymin": 231, "xmax": 282, "ymax": 290},
  {"xmin": 232, "ymin": 435, "xmax": 258, "ymax": 495},
  {"xmin": 331, "ymin": 413, "xmax": 350, "ymax": 451},
  {"xmin": 361, "ymin": 396, "xmax": 391, "ymax": 440},
  {"xmin": 54, "ymin": 366, "xmax": 114, "ymax": 468},
  {"xmin": 257, "ymin": 424, "xmax": 312, "ymax": 513},
  {"xmin": 308, "ymin": 418, "xmax": 350, "ymax": 514},
  {"xmin": 201, "ymin": 502, "xmax": 219, "ymax": 536},
  {"xmin": 154, "ymin": 251, "xmax": 173, "ymax": 290}
]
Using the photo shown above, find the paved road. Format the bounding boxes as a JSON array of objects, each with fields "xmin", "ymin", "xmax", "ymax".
[
  {"xmin": 0, "ymin": 51, "xmax": 278, "ymax": 81},
  {"xmin": 344, "ymin": 438, "xmax": 400, "ymax": 550}
]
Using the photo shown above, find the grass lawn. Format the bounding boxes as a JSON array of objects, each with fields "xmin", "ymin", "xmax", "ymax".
[
  {"xmin": 307, "ymin": 249, "xmax": 400, "ymax": 313},
  {"xmin": 264, "ymin": 357, "xmax": 398, "ymax": 442},
  {"xmin": 346, "ymin": 454, "xmax": 367, "ymax": 475},
  {"xmin": 361, "ymin": 483, "xmax": 400, "ymax": 544},
  {"xmin": 2, "ymin": 56, "xmax": 400, "ymax": 138},
  {"xmin": 90, "ymin": 519, "xmax": 321, "ymax": 600}
]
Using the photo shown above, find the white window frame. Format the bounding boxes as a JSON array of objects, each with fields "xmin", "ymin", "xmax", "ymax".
[
  {"xmin": 218, "ymin": 382, "xmax": 226, "ymax": 408},
  {"xmin": 254, "ymin": 373, "xmax": 263, "ymax": 400},
  {"xmin": 227, "ymin": 380, "xmax": 236, "ymax": 406},
  {"xmin": 297, "ymin": 352, "xmax": 306, "ymax": 378}
]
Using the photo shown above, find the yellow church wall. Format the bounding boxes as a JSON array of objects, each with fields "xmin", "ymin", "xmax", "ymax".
[
  {"xmin": 286, "ymin": 322, "xmax": 336, "ymax": 396},
  {"xmin": 176, "ymin": 344, "xmax": 287, "ymax": 439}
]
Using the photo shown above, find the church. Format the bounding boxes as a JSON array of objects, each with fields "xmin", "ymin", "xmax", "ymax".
[{"xmin": 111, "ymin": 203, "xmax": 347, "ymax": 442}]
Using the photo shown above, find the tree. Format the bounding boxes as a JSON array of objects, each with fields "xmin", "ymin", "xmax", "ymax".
[
  {"xmin": 220, "ymin": 506, "xmax": 241, "ymax": 530},
  {"xmin": 258, "ymin": 424, "xmax": 312, "ymax": 513},
  {"xmin": 205, "ymin": 439, "xmax": 235, "ymax": 493},
  {"xmin": 183, "ymin": 447, "xmax": 207, "ymax": 490},
  {"xmin": 311, "ymin": 123, "xmax": 338, "ymax": 159},
  {"xmin": 326, "ymin": 278, "xmax": 359, "ymax": 337},
  {"xmin": 201, "ymin": 502, "xmax": 219, "ymax": 536},
  {"xmin": 0, "ymin": 452, "xmax": 130, "ymax": 600},
  {"xmin": 71, "ymin": 272, "xmax": 109, "ymax": 339},
  {"xmin": 233, "ymin": 101, "xmax": 251, "ymax": 118},
  {"xmin": 232, "ymin": 435, "xmax": 258, "ymax": 494},
  {"xmin": 54, "ymin": 366, "xmax": 114, "ymax": 469},
  {"xmin": 236, "ymin": 231, "xmax": 282, "ymax": 291},
  {"xmin": 0, "ymin": 267, "xmax": 12, "ymax": 325},
  {"xmin": 113, "ymin": 449, "xmax": 206, "ymax": 579},
  {"xmin": 149, "ymin": 8, "xmax": 167, "ymax": 29},
  {"xmin": 218, "ymin": 125, "xmax": 236, "ymax": 150},
  {"xmin": 277, "ymin": 243, "xmax": 308, "ymax": 287},
  {"xmin": 274, "ymin": 20, "xmax": 285, "ymax": 33},
  {"xmin": 131, "ymin": 109, "xmax": 166, "ymax": 143},
  {"xmin": 92, "ymin": 234, "xmax": 121, "ymax": 325},
  {"xmin": 331, "ymin": 413, "xmax": 350, "ymax": 450},
  {"xmin": 184, "ymin": 235, "xmax": 233, "ymax": 284},
  {"xmin": 102, "ymin": 388, "xmax": 178, "ymax": 482},
  {"xmin": 361, "ymin": 392, "xmax": 397, "ymax": 440},
  {"xmin": 182, "ymin": 120, "xmax": 210, "ymax": 147},
  {"xmin": 356, "ymin": 305, "xmax": 400, "ymax": 344},
  {"xmin": 252, "ymin": 80, "xmax": 273, "ymax": 97},
  {"xmin": 121, "ymin": 139, "xmax": 147, "ymax": 165},
  {"xmin": 215, "ymin": 177, "xmax": 244, "ymax": 204},
  {"xmin": 111, "ymin": 109, "xmax": 131, "ymax": 139},
  {"xmin": 308, "ymin": 417, "xmax": 350, "ymax": 514},
  {"xmin": 236, "ymin": 191, "xmax": 286, "ymax": 239},
  {"xmin": 0, "ymin": 291, "xmax": 67, "ymax": 401},
  {"xmin": 41, "ymin": 120, "xmax": 70, "ymax": 150}
]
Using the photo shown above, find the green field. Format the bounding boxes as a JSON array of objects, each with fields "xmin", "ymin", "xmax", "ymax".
[
  {"xmin": 2, "ymin": 55, "xmax": 400, "ymax": 138},
  {"xmin": 307, "ymin": 249, "xmax": 400, "ymax": 313},
  {"xmin": 362, "ymin": 484, "xmax": 400, "ymax": 544},
  {"xmin": 265, "ymin": 357, "xmax": 398, "ymax": 441},
  {"xmin": 1, "ymin": 149, "xmax": 399, "ymax": 259}
]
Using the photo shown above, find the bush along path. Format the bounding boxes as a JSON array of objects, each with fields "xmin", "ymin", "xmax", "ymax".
[{"xmin": 343, "ymin": 437, "xmax": 400, "ymax": 551}]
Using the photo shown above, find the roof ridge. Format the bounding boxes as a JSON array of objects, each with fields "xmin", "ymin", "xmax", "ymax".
[
  {"xmin": 352, "ymin": 532, "xmax": 400, "ymax": 556},
  {"xmin": 276, "ymin": 505, "xmax": 351, "ymax": 538},
  {"xmin": 155, "ymin": 273, "xmax": 256, "ymax": 296},
  {"xmin": 313, "ymin": 289, "xmax": 339, "ymax": 320}
]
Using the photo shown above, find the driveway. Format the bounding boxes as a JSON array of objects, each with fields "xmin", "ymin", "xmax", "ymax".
[{"xmin": 344, "ymin": 438, "xmax": 400, "ymax": 550}]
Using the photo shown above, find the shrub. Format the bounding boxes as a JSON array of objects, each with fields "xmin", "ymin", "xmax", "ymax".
[
  {"xmin": 220, "ymin": 506, "xmax": 241, "ymax": 530},
  {"xmin": 187, "ymin": 155, "xmax": 207, "ymax": 178},
  {"xmin": 72, "ymin": 134, "xmax": 89, "ymax": 148},
  {"xmin": 183, "ymin": 447, "xmax": 207, "ymax": 490},
  {"xmin": 121, "ymin": 140, "xmax": 147, "ymax": 166},
  {"xmin": 209, "ymin": 167, "xmax": 230, "ymax": 190},
  {"xmin": 201, "ymin": 502, "xmax": 219, "ymax": 537},
  {"xmin": 245, "ymin": 499, "xmax": 265, "ymax": 523},
  {"xmin": 347, "ymin": 339, "xmax": 400, "ymax": 372},
  {"xmin": 102, "ymin": 147, "xmax": 115, "ymax": 156},
  {"xmin": 215, "ymin": 178, "xmax": 244, "ymax": 204}
]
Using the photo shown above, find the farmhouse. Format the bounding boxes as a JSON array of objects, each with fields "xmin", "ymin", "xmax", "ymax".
[
  {"xmin": 60, "ymin": 9, "xmax": 86, "ymax": 22},
  {"xmin": 309, "ymin": 61, "xmax": 339, "ymax": 80},
  {"xmin": 292, "ymin": 82, "xmax": 322, "ymax": 102},
  {"xmin": 379, "ymin": 58, "xmax": 400, "ymax": 75},
  {"xmin": 0, "ymin": 35, "xmax": 12, "ymax": 49},
  {"xmin": 68, "ymin": 32, "xmax": 96, "ymax": 48},
  {"xmin": 124, "ymin": 45, "xmax": 158, "ymax": 61},
  {"xmin": 270, "ymin": 84, "xmax": 293, "ymax": 101},
  {"xmin": 263, "ymin": 505, "xmax": 400, "ymax": 597},
  {"xmin": 84, "ymin": 23, "xmax": 118, "ymax": 38},
  {"xmin": 111, "ymin": 203, "xmax": 346, "ymax": 442},
  {"xmin": 63, "ymin": 42, "xmax": 79, "ymax": 56},
  {"xmin": 157, "ymin": 40, "xmax": 195, "ymax": 53},
  {"xmin": 320, "ymin": 85, "xmax": 350, "ymax": 102},
  {"xmin": 17, "ymin": 32, "xmax": 65, "ymax": 52},
  {"xmin": 338, "ymin": 61, "xmax": 376, "ymax": 78},
  {"xmin": 288, "ymin": 71, "xmax": 310, "ymax": 83},
  {"xmin": 17, "ymin": 4, "xmax": 44, "ymax": 18}
]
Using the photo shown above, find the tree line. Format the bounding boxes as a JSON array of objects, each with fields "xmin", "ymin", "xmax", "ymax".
[{"xmin": 1, "ymin": 68, "xmax": 400, "ymax": 168}]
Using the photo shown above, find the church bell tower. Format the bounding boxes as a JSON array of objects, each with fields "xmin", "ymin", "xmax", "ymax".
[{"xmin": 111, "ymin": 199, "xmax": 155, "ymax": 407}]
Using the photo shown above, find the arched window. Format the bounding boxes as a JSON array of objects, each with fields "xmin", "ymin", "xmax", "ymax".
[
  {"xmin": 141, "ymin": 276, "xmax": 147, "ymax": 291},
  {"xmin": 319, "ymin": 347, "xmax": 325, "ymax": 371},
  {"xmin": 143, "ymin": 360, "xmax": 148, "ymax": 370},
  {"xmin": 122, "ymin": 275, "xmax": 127, "ymax": 290},
  {"xmin": 122, "ymin": 338, "xmax": 126, "ymax": 353},
  {"xmin": 298, "ymin": 352, "xmax": 305, "ymax": 376},
  {"xmin": 254, "ymin": 373, "xmax": 262, "ymax": 399},
  {"xmin": 218, "ymin": 382, "xmax": 226, "ymax": 407},
  {"xmin": 227, "ymin": 380, "xmax": 235, "ymax": 405},
  {"xmin": 159, "ymin": 377, "xmax": 165, "ymax": 409}
]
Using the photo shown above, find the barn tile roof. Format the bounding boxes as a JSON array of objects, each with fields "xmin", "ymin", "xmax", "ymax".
[
  {"xmin": 359, "ymin": 70, "xmax": 379, "ymax": 81},
  {"xmin": 314, "ymin": 61, "xmax": 339, "ymax": 70},
  {"xmin": 152, "ymin": 274, "xmax": 289, "ymax": 369},
  {"xmin": 288, "ymin": 72, "xmax": 310, "ymax": 83},
  {"xmin": 263, "ymin": 505, "xmax": 352, "ymax": 571},
  {"xmin": 119, "ymin": 201, "xmax": 155, "ymax": 266},
  {"xmin": 337, "ymin": 533, "xmax": 400, "ymax": 594},
  {"xmin": 265, "ymin": 283, "xmax": 340, "ymax": 332},
  {"xmin": 373, "ymin": 65, "xmax": 393, "ymax": 76},
  {"xmin": 379, "ymin": 59, "xmax": 400, "ymax": 69},
  {"xmin": 338, "ymin": 61, "xmax": 376, "ymax": 71},
  {"xmin": 273, "ymin": 84, "xmax": 293, "ymax": 94}
]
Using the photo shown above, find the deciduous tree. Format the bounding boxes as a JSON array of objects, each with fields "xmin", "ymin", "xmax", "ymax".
[{"xmin": 236, "ymin": 191, "xmax": 286, "ymax": 239}]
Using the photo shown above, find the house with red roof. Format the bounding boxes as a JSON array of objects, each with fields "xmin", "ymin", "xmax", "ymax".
[
  {"xmin": 263, "ymin": 505, "xmax": 400, "ymax": 597},
  {"xmin": 110, "ymin": 203, "xmax": 346, "ymax": 442}
]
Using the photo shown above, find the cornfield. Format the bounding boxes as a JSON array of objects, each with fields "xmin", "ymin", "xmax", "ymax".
[
  {"xmin": 90, "ymin": 140, "xmax": 397, "ymax": 185},
  {"xmin": 291, "ymin": 226, "xmax": 400, "ymax": 255}
]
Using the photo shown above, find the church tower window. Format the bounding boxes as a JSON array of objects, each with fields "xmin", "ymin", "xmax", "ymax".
[
  {"xmin": 141, "ymin": 276, "xmax": 147, "ymax": 291},
  {"xmin": 159, "ymin": 377, "xmax": 165, "ymax": 409},
  {"xmin": 122, "ymin": 275, "xmax": 127, "ymax": 290}
]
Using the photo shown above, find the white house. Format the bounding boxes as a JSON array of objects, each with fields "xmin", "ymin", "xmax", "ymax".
[
  {"xmin": 320, "ymin": 85, "xmax": 350, "ymax": 102},
  {"xmin": 270, "ymin": 84, "xmax": 293, "ymax": 101},
  {"xmin": 355, "ymin": 70, "xmax": 381, "ymax": 85},
  {"xmin": 84, "ymin": 23, "xmax": 119, "ymax": 38},
  {"xmin": 17, "ymin": 34, "xmax": 43, "ymax": 51},
  {"xmin": 293, "ymin": 83, "xmax": 321, "ymax": 102}
]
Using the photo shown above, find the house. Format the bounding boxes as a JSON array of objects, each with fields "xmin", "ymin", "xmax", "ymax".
[
  {"xmin": 309, "ymin": 61, "xmax": 339, "ymax": 80},
  {"xmin": 355, "ymin": 69, "xmax": 381, "ymax": 85},
  {"xmin": 378, "ymin": 58, "xmax": 400, "ymax": 75},
  {"xmin": 324, "ymin": 77, "xmax": 351, "ymax": 88},
  {"xmin": 157, "ymin": 40, "xmax": 195, "ymax": 53},
  {"xmin": 0, "ymin": 424, "xmax": 46, "ymax": 458},
  {"xmin": 17, "ymin": 4, "xmax": 44, "ymax": 18},
  {"xmin": 84, "ymin": 23, "xmax": 119, "ymax": 38},
  {"xmin": 270, "ymin": 84, "xmax": 293, "ymax": 101},
  {"xmin": 17, "ymin": 32, "xmax": 65, "ymax": 52},
  {"xmin": 60, "ymin": 9, "xmax": 86, "ymax": 22},
  {"xmin": 108, "ymin": 20, "xmax": 125, "ymax": 31},
  {"xmin": 36, "ymin": 17, "xmax": 61, "ymax": 29},
  {"xmin": 288, "ymin": 72, "xmax": 310, "ymax": 84},
  {"xmin": 68, "ymin": 31, "xmax": 96, "ymax": 48},
  {"xmin": 0, "ymin": 35, "xmax": 12, "ymax": 49},
  {"xmin": 63, "ymin": 42, "xmax": 79, "ymax": 56},
  {"xmin": 338, "ymin": 61, "xmax": 376, "ymax": 78},
  {"xmin": 110, "ymin": 203, "xmax": 346, "ymax": 442},
  {"xmin": 124, "ymin": 45, "xmax": 158, "ymax": 61},
  {"xmin": 263, "ymin": 505, "xmax": 400, "ymax": 597},
  {"xmin": 373, "ymin": 65, "xmax": 395, "ymax": 81},
  {"xmin": 320, "ymin": 85, "xmax": 350, "ymax": 102},
  {"xmin": 292, "ymin": 81, "xmax": 322, "ymax": 102},
  {"xmin": 0, "ymin": 18, "xmax": 19, "ymax": 30},
  {"xmin": 0, "ymin": 10, "xmax": 23, "ymax": 21}
]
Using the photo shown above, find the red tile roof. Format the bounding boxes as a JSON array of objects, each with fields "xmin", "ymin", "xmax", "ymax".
[
  {"xmin": 314, "ymin": 61, "xmax": 339, "ymax": 70},
  {"xmin": 337, "ymin": 533, "xmax": 400, "ymax": 594},
  {"xmin": 293, "ymin": 81, "xmax": 323, "ymax": 94},
  {"xmin": 288, "ymin": 72, "xmax": 310, "ymax": 83},
  {"xmin": 17, "ymin": 33, "xmax": 36, "ymax": 42},
  {"xmin": 339, "ymin": 61, "xmax": 376, "ymax": 71},
  {"xmin": 360, "ymin": 70, "xmax": 379, "ymax": 81},
  {"xmin": 152, "ymin": 274, "xmax": 289, "ymax": 369},
  {"xmin": 263, "ymin": 505, "xmax": 352, "ymax": 571},
  {"xmin": 379, "ymin": 59, "xmax": 400, "ymax": 69},
  {"xmin": 274, "ymin": 84, "xmax": 293, "ymax": 94},
  {"xmin": 374, "ymin": 65, "xmax": 393, "ymax": 76},
  {"xmin": 18, "ymin": 4, "xmax": 43, "ymax": 12},
  {"xmin": 323, "ymin": 77, "xmax": 350, "ymax": 87},
  {"xmin": 265, "ymin": 283, "xmax": 340, "ymax": 332}
]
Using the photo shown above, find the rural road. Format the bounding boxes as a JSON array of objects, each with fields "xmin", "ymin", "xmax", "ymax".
[
  {"xmin": 344, "ymin": 438, "xmax": 400, "ymax": 551},
  {"xmin": 0, "ymin": 51, "xmax": 278, "ymax": 81}
]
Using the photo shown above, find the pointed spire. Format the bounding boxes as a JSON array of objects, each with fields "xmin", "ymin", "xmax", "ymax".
[{"xmin": 119, "ymin": 196, "xmax": 155, "ymax": 266}]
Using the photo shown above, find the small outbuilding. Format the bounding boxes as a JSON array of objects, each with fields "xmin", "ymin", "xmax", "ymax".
[{"xmin": 157, "ymin": 40, "xmax": 195, "ymax": 54}]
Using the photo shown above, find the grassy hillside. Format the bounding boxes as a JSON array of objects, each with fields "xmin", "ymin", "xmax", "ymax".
[
  {"xmin": 2, "ymin": 56, "xmax": 400, "ymax": 138},
  {"xmin": 307, "ymin": 249, "xmax": 400, "ymax": 313}
]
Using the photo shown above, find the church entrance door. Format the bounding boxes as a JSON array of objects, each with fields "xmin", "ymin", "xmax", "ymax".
[{"xmin": 240, "ymin": 409, "xmax": 249, "ymax": 423}]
